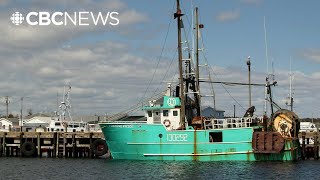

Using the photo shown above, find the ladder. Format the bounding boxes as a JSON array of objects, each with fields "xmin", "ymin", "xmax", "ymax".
[{"xmin": 56, "ymin": 133, "xmax": 66, "ymax": 157}]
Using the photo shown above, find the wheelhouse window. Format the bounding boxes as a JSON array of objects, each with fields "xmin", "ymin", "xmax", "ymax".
[
  {"xmin": 209, "ymin": 132, "xmax": 223, "ymax": 142},
  {"xmin": 173, "ymin": 110, "xmax": 178, "ymax": 116},
  {"xmin": 147, "ymin": 111, "xmax": 152, "ymax": 117},
  {"xmin": 163, "ymin": 110, "xmax": 169, "ymax": 117}
]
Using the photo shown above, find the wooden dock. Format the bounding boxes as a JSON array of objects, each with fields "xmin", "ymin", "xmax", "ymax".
[
  {"xmin": 0, "ymin": 132, "xmax": 108, "ymax": 158},
  {"xmin": 299, "ymin": 131, "xmax": 319, "ymax": 160}
]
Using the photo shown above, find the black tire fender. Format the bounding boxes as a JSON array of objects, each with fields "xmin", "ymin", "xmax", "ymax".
[
  {"xmin": 91, "ymin": 139, "xmax": 108, "ymax": 156},
  {"xmin": 21, "ymin": 141, "xmax": 36, "ymax": 157}
]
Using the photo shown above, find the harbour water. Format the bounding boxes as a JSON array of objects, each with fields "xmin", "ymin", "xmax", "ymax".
[{"xmin": 0, "ymin": 158, "xmax": 319, "ymax": 180}]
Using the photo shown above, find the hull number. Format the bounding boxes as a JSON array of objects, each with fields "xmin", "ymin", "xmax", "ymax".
[
  {"xmin": 108, "ymin": 125, "xmax": 133, "ymax": 128},
  {"xmin": 167, "ymin": 134, "xmax": 188, "ymax": 142}
]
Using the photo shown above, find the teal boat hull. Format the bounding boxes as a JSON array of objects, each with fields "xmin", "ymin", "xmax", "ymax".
[{"xmin": 100, "ymin": 123, "xmax": 300, "ymax": 161}]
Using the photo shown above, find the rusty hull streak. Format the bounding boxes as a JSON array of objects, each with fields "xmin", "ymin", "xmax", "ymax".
[
  {"xmin": 159, "ymin": 134, "xmax": 163, "ymax": 161},
  {"xmin": 246, "ymin": 150, "xmax": 251, "ymax": 161},
  {"xmin": 193, "ymin": 129, "xmax": 198, "ymax": 161}
]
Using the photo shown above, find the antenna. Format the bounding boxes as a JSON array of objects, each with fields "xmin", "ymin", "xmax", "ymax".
[
  {"xmin": 263, "ymin": 16, "xmax": 268, "ymax": 116},
  {"xmin": 290, "ymin": 57, "xmax": 292, "ymax": 100},
  {"xmin": 191, "ymin": 0, "xmax": 194, "ymax": 64},
  {"xmin": 286, "ymin": 57, "xmax": 294, "ymax": 111},
  {"xmin": 264, "ymin": 16, "xmax": 269, "ymax": 75},
  {"xmin": 271, "ymin": 58, "xmax": 275, "ymax": 82},
  {"xmin": 59, "ymin": 85, "xmax": 73, "ymax": 123}
]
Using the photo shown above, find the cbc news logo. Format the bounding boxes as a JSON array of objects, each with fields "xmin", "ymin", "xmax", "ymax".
[
  {"xmin": 11, "ymin": 12, "xmax": 24, "ymax": 25},
  {"xmin": 10, "ymin": 11, "xmax": 119, "ymax": 26}
]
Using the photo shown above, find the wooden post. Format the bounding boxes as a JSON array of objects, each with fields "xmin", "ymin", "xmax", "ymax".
[
  {"xmin": 63, "ymin": 133, "xmax": 66, "ymax": 158},
  {"xmin": 302, "ymin": 132, "xmax": 306, "ymax": 160},
  {"xmin": 19, "ymin": 132, "xmax": 23, "ymax": 157},
  {"xmin": 53, "ymin": 132, "xmax": 57, "ymax": 158},
  {"xmin": 2, "ymin": 133, "xmax": 6, "ymax": 157},
  {"xmin": 89, "ymin": 133, "xmax": 93, "ymax": 158},
  {"xmin": 314, "ymin": 132, "xmax": 319, "ymax": 160},
  {"xmin": 37, "ymin": 132, "xmax": 41, "ymax": 157},
  {"xmin": 56, "ymin": 133, "xmax": 60, "ymax": 157},
  {"xmin": 48, "ymin": 149, "xmax": 51, "ymax": 158},
  {"xmin": 15, "ymin": 146, "xmax": 18, "ymax": 157},
  {"xmin": 72, "ymin": 134, "xmax": 76, "ymax": 158},
  {"xmin": 10, "ymin": 146, "xmax": 13, "ymax": 157},
  {"xmin": 79, "ymin": 147, "xmax": 83, "ymax": 158}
]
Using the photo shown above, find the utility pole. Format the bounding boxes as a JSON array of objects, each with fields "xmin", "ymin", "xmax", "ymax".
[
  {"xmin": 57, "ymin": 92, "xmax": 59, "ymax": 110},
  {"xmin": 5, "ymin": 96, "xmax": 9, "ymax": 118},
  {"xmin": 20, "ymin": 97, "xmax": 23, "ymax": 131},
  {"xmin": 246, "ymin": 56, "xmax": 252, "ymax": 108}
]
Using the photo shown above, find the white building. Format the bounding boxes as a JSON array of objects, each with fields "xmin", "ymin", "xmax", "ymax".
[
  {"xmin": 22, "ymin": 116, "xmax": 52, "ymax": 132},
  {"xmin": 0, "ymin": 118, "xmax": 13, "ymax": 132},
  {"xmin": 0, "ymin": 118, "xmax": 20, "ymax": 132}
]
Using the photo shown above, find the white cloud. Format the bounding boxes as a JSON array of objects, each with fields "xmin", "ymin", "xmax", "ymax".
[
  {"xmin": 0, "ymin": 38, "xmax": 172, "ymax": 116},
  {"xmin": 0, "ymin": 0, "xmax": 156, "ymax": 116},
  {"xmin": 197, "ymin": 65, "xmax": 320, "ymax": 118},
  {"xmin": 1, "ymin": 0, "xmax": 149, "ymax": 50},
  {"xmin": 216, "ymin": 10, "xmax": 240, "ymax": 22},
  {"xmin": 299, "ymin": 49, "xmax": 320, "ymax": 63}
]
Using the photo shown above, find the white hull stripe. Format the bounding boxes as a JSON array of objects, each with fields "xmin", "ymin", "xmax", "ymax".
[
  {"xmin": 144, "ymin": 151, "xmax": 253, "ymax": 156},
  {"xmin": 127, "ymin": 141, "xmax": 251, "ymax": 145},
  {"xmin": 143, "ymin": 148, "xmax": 297, "ymax": 156}
]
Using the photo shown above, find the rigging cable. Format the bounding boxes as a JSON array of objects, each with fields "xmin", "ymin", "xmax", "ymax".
[
  {"xmin": 198, "ymin": 14, "xmax": 246, "ymax": 112},
  {"xmin": 150, "ymin": 2, "xmax": 193, "ymax": 99},
  {"xmin": 138, "ymin": 1, "xmax": 175, "ymax": 105}
]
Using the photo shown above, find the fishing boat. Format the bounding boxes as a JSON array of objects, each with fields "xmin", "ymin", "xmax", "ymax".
[
  {"xmin": 99, "ymin": 1, "xmax": 300, "ymax": 161},
  {"xmin": 47, "ymin": 85, "xmax": 101, "ymax": 133}
]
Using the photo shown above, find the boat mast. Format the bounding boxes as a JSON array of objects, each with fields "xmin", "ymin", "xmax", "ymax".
[
  {"xmin": 247, "ymin": 56, "xmax": 251, "ymax": 108},
  {"xmin": 175, "ymin": 0, "xmax": 185, "ymax": 125},
  {"xmin": 194, "ymin": 7, "xmax": 201, "ymax": 116},
  {"xmin": 263, "ymin": 17, "xmax": 268, "ymax": 116}
]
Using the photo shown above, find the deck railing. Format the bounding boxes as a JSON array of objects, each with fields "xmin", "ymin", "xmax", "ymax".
[
  {"xmin": 204, "ymin": 117, "xmax": 259, "ymax": 130},
  {"xmin": 100, "ymin": 121, "xmax": 147, "ymax": 124}
]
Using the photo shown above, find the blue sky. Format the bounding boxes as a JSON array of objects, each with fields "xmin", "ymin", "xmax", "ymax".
[
  {"xmin": 0, "ymin": 0, "xmax": 319, "ymax": 118},
  {"xmin": 131, "ymin": 0, "xmax": 320, "ymax": 73}
]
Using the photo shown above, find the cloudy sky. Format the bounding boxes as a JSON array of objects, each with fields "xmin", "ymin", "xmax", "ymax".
[{"xmin": 0, "ymin": 0, "xmax": 319, "ymax": 118}]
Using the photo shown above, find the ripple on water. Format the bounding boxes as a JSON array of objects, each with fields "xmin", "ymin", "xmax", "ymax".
[{"xmin": 0, "ymin": 158, "xmax": 319, "ymax": 180}]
